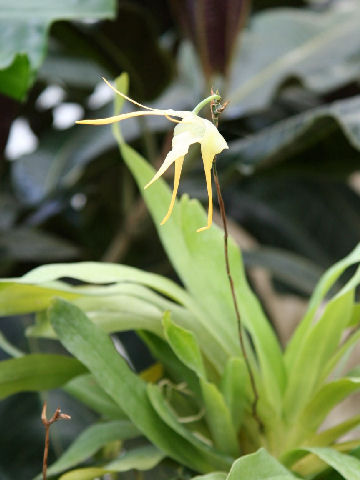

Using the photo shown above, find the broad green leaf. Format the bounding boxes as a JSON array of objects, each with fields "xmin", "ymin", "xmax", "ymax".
[
  {"xmin": 40, "ymin": 420, "xmax": 139, "ymax": 478},
  {"xmin": 220, "ymin": 357, "xmax": 248, "ymax": 431},
  {"xmin": 226, "ymin": 448, "xmax": 296, "ymax": 480},
  {"xmin": 226, "ymin": 95, "xmax": 360, "ymax": 176},
  {"xmin": 64, "ymin": 374, "xmax": 126, "ymax": 420},
  {"xmin": 285, "ymin": 243, "xmax": 360, "ymax": 369},
  {"xmin": 49, "ymin": 298, "xmax": 231, "ymax": 473},
  {"xmin": 0, "ymin": 354, "xmax": 86, "ymax": 399},
  {"xmin": 200, "ymin": 379, "xmax": 239, "ymax": 457},
  {"xmin": 163, "ymin": 311, "xmax": 206, "ymax": 378},
  {"xmin": 227, "ymin": 5, "xmax": 360, "ymax": 115},
  {"xmin": 118, "ymin": 140, "xmax": 285, "ymax": 409},
  {"xmin": 0, "ymin": 227, "xmax": 78, "ymax": 262},
  {"xmin": 59, "ymin": 445, "xmax": 165, "ymax": 480},
  {"xmin": 0, "ymin": 0, "xmax": 116, "ymax": 100}
]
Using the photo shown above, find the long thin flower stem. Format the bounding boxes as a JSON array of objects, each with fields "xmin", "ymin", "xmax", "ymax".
[{"xmin": 210, "ymin": 98, "xmax": 262, "ymax": 430}]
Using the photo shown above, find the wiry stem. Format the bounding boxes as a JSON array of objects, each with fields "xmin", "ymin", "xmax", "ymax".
[
  {"xmin": 41, "ymin": 402, "xmax": 71, "ymax": 480},
  {"xmin": 210, "ymin": 97, "xmax": 262, "ymax": 431}
]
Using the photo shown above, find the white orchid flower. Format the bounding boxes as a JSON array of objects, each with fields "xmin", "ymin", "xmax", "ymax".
[{"xmin": 76, "ymin": 78, "xmax": 228, "ymax": 232}]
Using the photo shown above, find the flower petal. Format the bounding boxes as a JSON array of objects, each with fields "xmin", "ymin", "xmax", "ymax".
[
  {"xmin": 197, "ymin": 145, "xmax": 214, "ymax": 232},
  {"xmin": 76, "ymin": 109, "xmax": 185, "ymax": 126},
  {"xmin": 160, "ymin": 156, "xmax": 184, "ymax": 225},
  {"xmin": 196, "ymin": 120, "xmax": 228, "ymax": 232},
  {"xmin": 144, "ymin": 118, "xmax": 204, "ymax": 189}
]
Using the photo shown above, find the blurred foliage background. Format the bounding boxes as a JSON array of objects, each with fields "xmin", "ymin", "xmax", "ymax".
[{"xmin": 1, "ymin": 0, "xmax": 360, "ymax": 477}]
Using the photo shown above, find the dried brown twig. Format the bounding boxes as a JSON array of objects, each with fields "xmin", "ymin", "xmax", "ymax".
[{"xmin": 41, "ymin": 402, "xmax": 71, "ymax": 480}]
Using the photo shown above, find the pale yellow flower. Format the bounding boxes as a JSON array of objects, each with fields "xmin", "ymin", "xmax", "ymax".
[{"xmin": 76, "ymin": 79, "xmax": 228, "ymax": 232}]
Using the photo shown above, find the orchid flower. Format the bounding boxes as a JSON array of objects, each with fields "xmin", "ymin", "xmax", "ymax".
[{"xmin": 76, "ymin": 79, "xmax": 228, "ymax": 232}]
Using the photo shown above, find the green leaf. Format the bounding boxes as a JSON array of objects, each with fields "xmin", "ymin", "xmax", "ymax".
[
  {"xmin": 146, "ymin": 383, "xmax": 232, "ymax": 467},
  {"xmin": 49, "ymin": 298, "xmax": 232, "ymax": 473},
  {"xmin": 284, "ymin": 288, "xmax": 354, "ymax": 420},
  {"xmin": 59, "ymin": 446, "xmax": 165, "ymax": 480},
  {"xmin": 220, "ymin": 357, "xmax": 248, "ymax": 431},
  {"xmin": 297, "ymin": 377, "xmax": 360, "ymax": 436},
  {"xmin": 227, "ymin": 5, "xmax": 360, "ymax": 115},
  {"xmin": 118, "ymin": 141, "xmax": 285, "ymax": 409},
  {"xmin": 285, "ymin": 243, "xmax": 360, "ymax": 370},
  {"xmin": 139, "ymin": 331, "xmax": 202, "ymax": 400},
  {"xmin": 200, "ymin": 379, "xmax": 239, "ymax": 457},
  {"xmin": 226, "ymin": 96, "xmax": 360, "ymax": 176},
  {"xmin": 0, "ymin": 0, "xmax": 116, "ymax": 100},
  {"xmin": 0, "ymin": 354, "xmax": 86, "ymax": 399},
  {"xmin": 112, "ymin": 73, "xmax": 284, "ymax": 404},
  {"xmin": 308, "ymin": 414, "xmax": 360, "ymax": 447},
  {"xmin": 0, "ymin": 227, "xmax": 79, "ymax": 262},
  {"xmin": 163, "ymin": 311, "xmax": 206, "ymax": 378},
  {"xmin": 290, "ymin": 446, "xmax": 360, "ymax": 479},
  {"xmin": 226, "ymin": 448, "xmax": 296, "ymax": 480},
  {"xmin": 193, "ymin": 474, "xmax": 226, "ymax": 480},
  {"xmin": 0, "ymin": 282, "xmax": 79, "ymax": 315},
  {"xmin": 41, "ymin": 420, "xmax": 139, "ymax": 478},
  {"xmin": 64, "ymin": 374, "xmax": 126, "ymax": 420}
]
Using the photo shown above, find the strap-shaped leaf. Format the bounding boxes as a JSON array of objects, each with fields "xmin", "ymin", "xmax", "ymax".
[
  {"xmin": 0, "ymin": 353, "xmax": 86, "ymax": 399},
  {"xmin": 287, "ymin": 446, "xmax": 360, "ymax": 479},
  {"xmin": 58, "ymin": 445, "xmax": 165, "ymax": 480},
  {"xmin": 285, "ymin": 243, "xmax": 360, "ymax": 369},
  {"xmin": 162, "ymin": 312, "xmax": 206, "ymax": 378},
  {"xmin": 118, "ymin": 130, "xmax": 285, "ymax": 410},
  {"xmin": 38, "ymin": 420, "xmax": 139, "ymax": 478},
  {"xmin": 49, "ymin": 298, "xmax": 231, "ymax": 473},
  {"xmin": 64, "ymin": 374, "xmax": 126, "ymax": 419}
]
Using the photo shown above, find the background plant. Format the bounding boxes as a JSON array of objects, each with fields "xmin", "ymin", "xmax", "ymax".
[
  {"xmin": 2, "ymin": 0, "xmax": 360, "ymax": 478},
  {"xmin": 1, "ymin": 75, "xmax": 360, "ymax": 479}
]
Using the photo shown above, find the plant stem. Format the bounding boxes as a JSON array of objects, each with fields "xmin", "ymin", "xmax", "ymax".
[
  {"xmin": 41, "ymin": 402, "xmax": 71, "ymax": 480},
  {"xmin": 209, "ymin": 97, "xmax": 262, "ymax": 430},
  {"xmin": 212, "ymin": 164, "xmax": 261, "ymax": 430}
]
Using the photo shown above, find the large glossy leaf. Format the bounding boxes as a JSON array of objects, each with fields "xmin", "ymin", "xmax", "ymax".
[
  {"xmin": 227, "ymin": 4, "xmax": 360, "ymax": 115},
  {"xmin": 42, "ymin": 420, "xmax": 140, "ymax": 478},
  {"xmin": 49, "ymin": 298, "xmax": 232, "ymax": 473},
  {"xmin": 0, "ymin": 227, "xmax": 79, "ymax": 261},
  {"xmin": 0, "ymin": 0, "xmax": 116, "ymax": 100},
  {"xmin": 0, "ymin": 353, "xmax": 86, "ymax": 398},
  {"xmin": 225, "ymin": 95, "xmax": 360, "ymax": 174}
]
